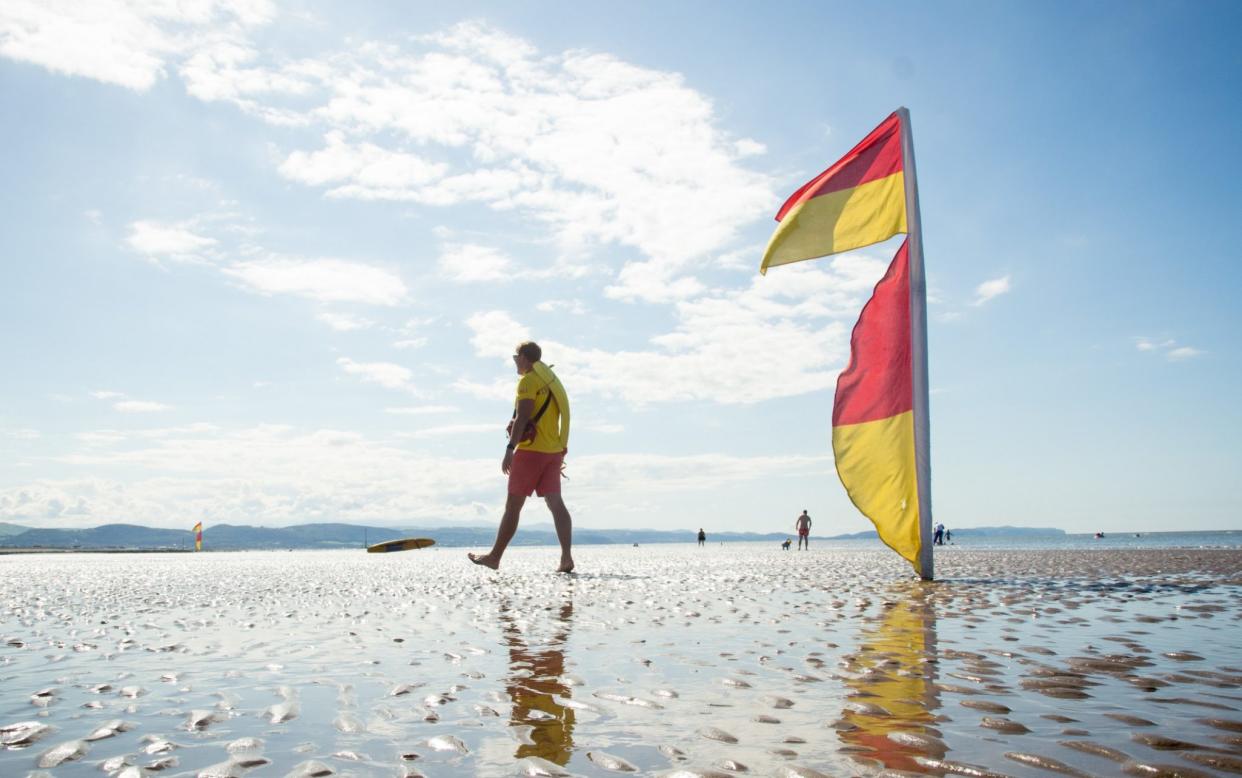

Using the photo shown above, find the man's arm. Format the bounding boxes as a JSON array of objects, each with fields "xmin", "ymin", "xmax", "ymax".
[{"xmin": 503, "ymin": 398, "xmax": 535, "ymax": 474}]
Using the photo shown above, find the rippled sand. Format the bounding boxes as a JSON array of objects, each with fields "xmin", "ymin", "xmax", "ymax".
[{"xmin": 2, "ymin": 545, "xmax": 1241, "ymax": 777}]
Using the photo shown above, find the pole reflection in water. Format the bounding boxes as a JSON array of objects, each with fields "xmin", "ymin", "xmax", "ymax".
[
  {"xmin": 836, "ymin": 582, "xmax": 943, "ymax": 772},
  {"xmin": 501, "ymin": 593, "xmax": 575, "ymax": 766}
]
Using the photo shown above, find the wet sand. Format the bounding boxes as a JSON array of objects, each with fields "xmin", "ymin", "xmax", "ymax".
[{"xmin": 2, "ymin": 545, "xmax": 1240, "ymax": 777}]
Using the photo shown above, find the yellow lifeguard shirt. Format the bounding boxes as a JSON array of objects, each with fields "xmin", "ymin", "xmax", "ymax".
[{"xmin": 515, "ymin": 369, "xmax": 564, "ymax": 453}]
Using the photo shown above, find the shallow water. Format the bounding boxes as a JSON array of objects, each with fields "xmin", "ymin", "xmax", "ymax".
[
  {"xmin": 837, "ymin": 529, "xmax": 1242, "ymax": 551},
  {"xmin": 2, "ymin": 545, "xmax": 1240, "ymax": 777}
]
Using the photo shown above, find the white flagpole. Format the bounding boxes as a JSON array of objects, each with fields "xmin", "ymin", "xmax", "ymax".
[{"xmin": 897, "ymin": 107, "xmax": 934, "ymax": 581}]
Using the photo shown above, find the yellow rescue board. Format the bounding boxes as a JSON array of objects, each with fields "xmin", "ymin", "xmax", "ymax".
[{"xmin": 367, "ymin": 537, "xmax": 436, "ymax": 553}]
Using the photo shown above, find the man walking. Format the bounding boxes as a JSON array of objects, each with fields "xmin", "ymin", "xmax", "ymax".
[
  {"xmin": 469, "ymin": 341, "xmax": 574, "ymax": 573},
  {"xmin": 795, "ymin": 510, "xmax": 812, "ymax": 550}
]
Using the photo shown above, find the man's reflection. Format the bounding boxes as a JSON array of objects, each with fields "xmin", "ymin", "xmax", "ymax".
[
  {"xmin": 837, "ymin": 582, "xmax": 943, "ymax": 772},
  {"xmin": 501, "ymin": 595, "xmax": 575, "ymax": 765}
]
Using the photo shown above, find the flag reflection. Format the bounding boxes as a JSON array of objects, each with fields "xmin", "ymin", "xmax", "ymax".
[{"xmin": 837, "ymin": 582, "xmax": 942, "ymax": 772}]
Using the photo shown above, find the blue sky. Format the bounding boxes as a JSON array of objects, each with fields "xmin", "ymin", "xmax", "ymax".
[{"xmin": 2, "ymin": 1, "xmax": 1239, "ymax": 533}]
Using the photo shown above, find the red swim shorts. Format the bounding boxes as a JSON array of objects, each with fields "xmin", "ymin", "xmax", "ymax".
[
  {"xmin": 798, "ymin": 528, "xmax": 809, "ymax": 537},
  {"xmin": 508, "ymin": 449, "xmax": 564, "ymax": 497}
]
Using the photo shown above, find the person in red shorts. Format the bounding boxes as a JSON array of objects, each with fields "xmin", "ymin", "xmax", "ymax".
[
  {"xmin": 469, "ymin": 340, "xmax": 575, "ymax": 573},
  {"xmin": 795, "ymin": 510, "xmax": 812, "ymax": 550}
]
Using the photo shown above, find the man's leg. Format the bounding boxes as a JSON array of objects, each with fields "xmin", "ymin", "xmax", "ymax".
[
  {"xmin": 544, "ymin": 493, "xmax": 574, "ymax": 572},
  {"xmin": 469, "ymin": 492, "xmax": 526, "ymax": 569}
]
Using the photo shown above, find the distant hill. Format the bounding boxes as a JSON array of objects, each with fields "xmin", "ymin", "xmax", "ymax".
[
  {"xmin": 1, "ymin": 522, "xmax": 798, "ymax": 550},
  {"xmin": 0, "ymin": 521, "xmax": 1065, "ymax": 551},
  {"xmin": 8, "ymin": 523, "xmax": 195, "ymax": 549},
  {"xmin": 3, "ymin": 522, "xmax": 404, "ymax": 551}
]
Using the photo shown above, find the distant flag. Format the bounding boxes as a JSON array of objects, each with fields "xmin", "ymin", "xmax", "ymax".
[
  {"xmin": 760, "ymin": 109, "xmax": 934, "ymax": 579},
  {"xmin": 193, "ymin": 522, "xmax": 203, "ymax": 552}
]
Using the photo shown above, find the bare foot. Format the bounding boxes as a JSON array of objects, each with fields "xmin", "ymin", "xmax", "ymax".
[
  {"xmin": 556, "ymin": 559, "xmax": 575, "ymax": 573},
  {"xmin": 468, "ymin": 552, "xmax": 499, "ymax": 570}
]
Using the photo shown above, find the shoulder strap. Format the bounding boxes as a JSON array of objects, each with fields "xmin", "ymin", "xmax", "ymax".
[
  {"xmin": 530, "ymin": 383, "xmax": 554, "ymax": 423},
  {"xmin": 510, "ymin": 378, "xmax": 555, "ymax": 423}
]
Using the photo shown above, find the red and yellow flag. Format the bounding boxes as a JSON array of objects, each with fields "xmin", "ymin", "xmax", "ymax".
[
  {"xmin": 760, "ymin": 109, "xmax": 930, "ymax": 577},
  {"xmin": 193, "ymin": 522, "xmax": 203, "ymax": 552},
  {"xmin": 760, "ymin": 112, "xmax": 906, "ymax": 273},
  {"xmin": 832, "ymin": 240, "xmax": 921, "ymax": 570}
]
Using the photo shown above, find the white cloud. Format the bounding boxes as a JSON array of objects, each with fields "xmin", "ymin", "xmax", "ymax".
[
  {"xmin": 734, "ymin": 138, "xmax": 766, "ymax": 157},
  {"xmin": 180, "ymin": 21, "xmax": 775, "ymax": 279},
  {"xmin": 77, "ymin": 431, "xmax": 127, "ymax": 446},
  {"xmin": 1, "ymin": 423, "xmax": 829, "ymax": 527},
  {"xmin": 1134, "ymin": 337, "xmax": 1203, "ymax": 361},
  {"xmin": 222, "ymin": 257, "xmax": 407, "ymax": 306},
  {"xmin": 125, "ymin": 214, "xmax": 410, "ymax": 310},
  {"xmin": 278, "ymin": 131, "xmax": 448, "ymax": 197},
  {"xmin": 336, "ymin": 357, "xmax": 415, "ymax": 393},
  {"xmin": 0, "ymin": 0, "xmax": 275, "ymax": 91},
  {"xmin": 464, "ymin": 249, "xmax": 887, "ymax": 405},
  {"xmin": 578, "ymin": 422, "xmax": 624, "ymax": 434},
  {"xmin": 385, "ymin": 405, "xmax": 459, "ymax": 415},
  {"xmin": 3, "ymin": 428, "xmax": 40, "ymax": 440},
  {"xmin": 400, "ymin": 423, "xmax": 495, "ymax": 439},
  {"xmin": 89, "ymin": 390, "xmax": 171, "ymax": 412},
  {"xmin": 1167, "ymin": 346, "xmax": 1203, "ymax": 360},
  {"xmin": 114, "ymin": 400, "xmax": 171, "ymax": 413},
  {"xmin": 465, "ymin": 310, "xmax": 529, "ymax": 359},
  {"xmin": 536, "ymin": 299, "xmax": 587, "ymax": 315},
  {"xmin": 179, "ymin": 37, "xmax": 317, "ymax": 118},
  {"xmin": 136, "ymin": 423, "xmax": 219, "ymax": 438},
  {"xmin": 391, "ymin": 318, "xmax": 434, "ymax": 350},
  {"xmin": 316, "ymin": 312, "xmax": 374, "ymax": 331},
  {"xmin": 452, "ymin": 377, "xmax": 516, "ymax": 402},
  {"xmin": 10, "ymin": 15, "xmax": 776, "ymax": 305},
  {"xmin": 126, "ymin": 220, "xmax": 216, "ymax": 262},
  {"xmin": 605, "ymin": 261, "xmax": 705, "ymax": 303},
  {"xmin": 569, "ymin": 452, "xmax": 830, "ymax": 495},
  {"xmin": 438, "ymin": 243, "xmax": 513, "ymax": 283},
  {"xmin": 973, "ymin": 275, "xmax": 1011, "ymax": 305}
]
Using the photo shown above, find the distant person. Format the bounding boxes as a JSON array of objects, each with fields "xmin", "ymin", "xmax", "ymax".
[
  {"xmin": 933, "ymin": 522, "xmax": 945, "ymax": 546},
  {"xmin": 697, "ymin": 528, "xmax": 706, "ymax": 547},
  {"xmin": 795, "ymin": 510, "xmax": 812, "ymax": 550},
  {"xmin": 470, "ymin": 341, "xmax": 574, "ymax": 573},
  {"xmin": 781, "ymin": 538, "xmax": 792, "ymax": 551},
  {"xmin": 944, "ymin": 528, "xmax": 952, "ymax": 543}
]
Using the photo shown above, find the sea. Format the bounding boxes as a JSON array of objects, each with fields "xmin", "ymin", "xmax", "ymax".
[{"xmin": 828, "ymin": 529, "xmax": 1242, "ymax": 551}]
